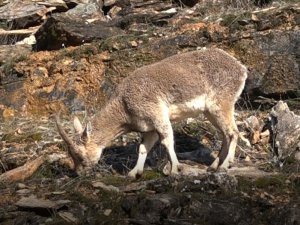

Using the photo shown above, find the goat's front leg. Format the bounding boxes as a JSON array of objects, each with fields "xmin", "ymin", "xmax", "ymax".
[
  {"xmin": 158, "ymin": 122, "xmax": 181, "ymax": 175},
  {"xmin": 128, "ymin": 131, "xmax": 159, "ymax": 179}
]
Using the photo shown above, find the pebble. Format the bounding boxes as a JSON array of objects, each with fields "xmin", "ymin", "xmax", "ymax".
[
  {"xmin": 244, "ymin": 156, "xmax": 251, "ymax": 162},
  {"xmin": 130, "ymin": 40, "xmax": 138, "ymax": 47},
  {"xmin": 16, "ymin": 189, "xmax": 31, "ymax": 194},
  {"xmin": 16, "ymin": 183, "xmax": 27, "ymax": 190},
  {"xmin": 104, "ymin": 209, "xmax": 112, "ymax": 216}
]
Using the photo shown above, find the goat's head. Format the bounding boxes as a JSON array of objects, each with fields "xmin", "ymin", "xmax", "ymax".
[{"xmin": 56, "ymin": 115, "xmax": 102, "ymax": 174}]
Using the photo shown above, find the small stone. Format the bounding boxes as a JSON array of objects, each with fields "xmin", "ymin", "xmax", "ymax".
[
  {"xmin": 162, "ymin": 8, "xmax": 177, "ymax": 14},
  {"xmin": 45, "ymin": 218, "xmax": 53, "ymax": 223},
  {"xmin": 104, "ymin": 0, "xmax": 116, "ymax": 7},
  {"xmin": 16, "ymin": 183, "xmax": 27, "ymax": 189},
  {"xmin": 16, "ymin": 189, "xmax": 31, "ymax": 194},
  {"xmin": 193, "ymin": 180, "xmax": 201, "ymax": 184},
  {"xmin": 93, "ymin": 190, "xmax": 100, "ymax": 195},
  {"xmin": 238, "ymin": 19, "xmax": 249, "ymax": 25},
  {"xmin": 104, "ymin": 209, "xmax": 112, "ymax": 216},
  {"xmin": 15, "ymin": 128, "xmax": 22, "ymax": 135},
  {"xmin": 112, "ymin": 42, "xmax": 120, "ymax": 50},
  {"xmin": 251, "ymin": 14, "xmax": 259, "ymax": 22},
  {"xmin": 244, "ymin": 156, "xmax": 251, "ymax": 162},
  {"xmin": 130, "ymin": 40, "xmax": 138, "ymax": 47},
  {"xmin": 108, "ymin": 6, "xmax": 122, "ymax": 18}
]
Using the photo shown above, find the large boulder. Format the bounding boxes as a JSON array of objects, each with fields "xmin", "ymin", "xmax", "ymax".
[
  {"xmin": 34, "ymin": 2, "xmax": 124, "ymax": 50},
  {"xmin": 269, "ymin": 101, "xmax": 300, "ymax": 162}
]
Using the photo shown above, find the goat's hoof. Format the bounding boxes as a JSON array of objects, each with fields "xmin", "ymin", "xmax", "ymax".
[
  {"xmin": 207, "ymin": 166, "xmax": 217, "ymax": 172},
  {"xmin": 170, "ymin": 163, "xmax": 183, "ymax": 177},
  {"xmin": 128, "ymin": 169, "xmax": 142, "ymax": 180},
  {"xmin": 208, "ymin": 157, "xmax": 219, "ymax": 172}
]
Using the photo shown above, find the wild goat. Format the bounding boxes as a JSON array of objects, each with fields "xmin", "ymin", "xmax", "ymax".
[{"xmin": 56, "ymin": 48, "xmax": 248, "ymax": 178}]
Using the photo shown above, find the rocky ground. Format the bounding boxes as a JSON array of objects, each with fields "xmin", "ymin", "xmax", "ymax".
[
  {"xmin": 0, "ymin": 0, "xmax": 300, "ymax": 224},
  {"xmin": 0, "ymin": 110, "xmax": 299, "ymax": 225}
]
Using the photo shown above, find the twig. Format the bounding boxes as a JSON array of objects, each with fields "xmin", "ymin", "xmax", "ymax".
[{"xmin": 237, "ymin": 144, "xmax": 257, "ymax": 160}]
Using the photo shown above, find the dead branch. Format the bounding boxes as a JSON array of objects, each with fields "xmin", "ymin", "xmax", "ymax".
[
  {"xmin": 0, "ymin": 156, "xmax": 46, "ymax": 184},
  {"xmin": 0, "ymin": 153, "xmax": 74, "ymax": 184}
]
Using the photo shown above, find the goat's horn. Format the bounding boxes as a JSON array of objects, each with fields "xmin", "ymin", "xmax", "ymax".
[{"xmin": 55, "ymin": 113, "xmax": 82, "ymax": 165}]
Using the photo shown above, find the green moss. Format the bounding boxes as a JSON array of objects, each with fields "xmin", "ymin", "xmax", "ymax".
[
  {"xmin": 100, "ymin": 175, "xmax": 130, "ymax": 186},
  {"xmin": 98, "ymin": 34, "xmax": 146, "ymax": 52},
  {"xmin": 1, "ymin": 54, "xmax": 28, "ymax": 75},
  {"xmin": 141, "ymin": 170, "xmax": 162, "ymax": 180},
  {"xmin": 220, "ymin": 11, "xmax": 251, "ymax": 31},
  {"xmin": 237, "ymin": 177, "xmax": 253, "ymax": 192},
  {"xmin": 254, "ymin": 175, "xmax": 286, "ymax": 188},
  {"xmin": 58, "ymin": 45, "xmax": 99, "ymax": 61}
]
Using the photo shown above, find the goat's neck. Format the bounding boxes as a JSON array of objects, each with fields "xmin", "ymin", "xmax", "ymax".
[{"xmin": 90, "ymin": 98, "xmax": 127, "ymax": 147}]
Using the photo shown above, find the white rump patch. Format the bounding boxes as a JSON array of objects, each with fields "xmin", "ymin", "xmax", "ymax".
[{"xmin": 169, "ymin": 95, "xmax": 206, "ymax": 121}]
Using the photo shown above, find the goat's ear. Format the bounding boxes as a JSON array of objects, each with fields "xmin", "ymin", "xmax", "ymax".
[
  {"xmin": 81, "ymin": 122, "xmax": 92, "ymax": 143},
  {"xmin": 74, "ymin": 116, "xmax": 83, "ymax": 134}
]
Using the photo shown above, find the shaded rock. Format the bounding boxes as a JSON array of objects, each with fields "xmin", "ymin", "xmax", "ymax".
[
  {"xmin": 267, "ymin": 205, "xmax": 300, "ymax": 225},
  {"xmin": 262, "ymin": 54, "xmax": 299, "ymax": 94},
  {"xmin": 177, "ymin": 146, "xmax": 214, "ymax": 165},
  {"xmin": 123, "ymin": 194, "xmax": 186, "ymax": 224},
  {"xmin": 230, "ymin": 9, "xmax": 300, "ymax": 96}
]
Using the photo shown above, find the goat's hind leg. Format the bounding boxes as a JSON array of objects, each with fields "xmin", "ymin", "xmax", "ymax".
[
  {"xmin": 205, "ymin": 104, "xmax": 239, "ymax": 171},
  {"xmin": 128, "ymin": 131, "xmax": 159, "ymax": 179}
]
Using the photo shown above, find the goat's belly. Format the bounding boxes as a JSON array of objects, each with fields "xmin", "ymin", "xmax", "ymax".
[
  {"xmin": 169, "ymin": 96, "xmax": 206, "ymax": 121},
  {"xmin": 132, "ymin": 118, "xmax": 155, "ymax": 132}
]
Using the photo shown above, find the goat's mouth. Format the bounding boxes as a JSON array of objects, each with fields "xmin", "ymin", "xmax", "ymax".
[{"xmin": 55, "ymin": 113, "xmax": 83, "ymax": 168}]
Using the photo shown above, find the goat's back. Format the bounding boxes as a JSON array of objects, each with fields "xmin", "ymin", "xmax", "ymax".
[{"xmin": 117, "ymin": 48, "xmax": 247, "ymax": 109}]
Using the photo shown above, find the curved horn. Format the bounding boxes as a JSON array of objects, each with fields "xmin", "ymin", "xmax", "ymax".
[{"xmin": 55, "ymin": 113, "xmax": 83, "ymax": 165}]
